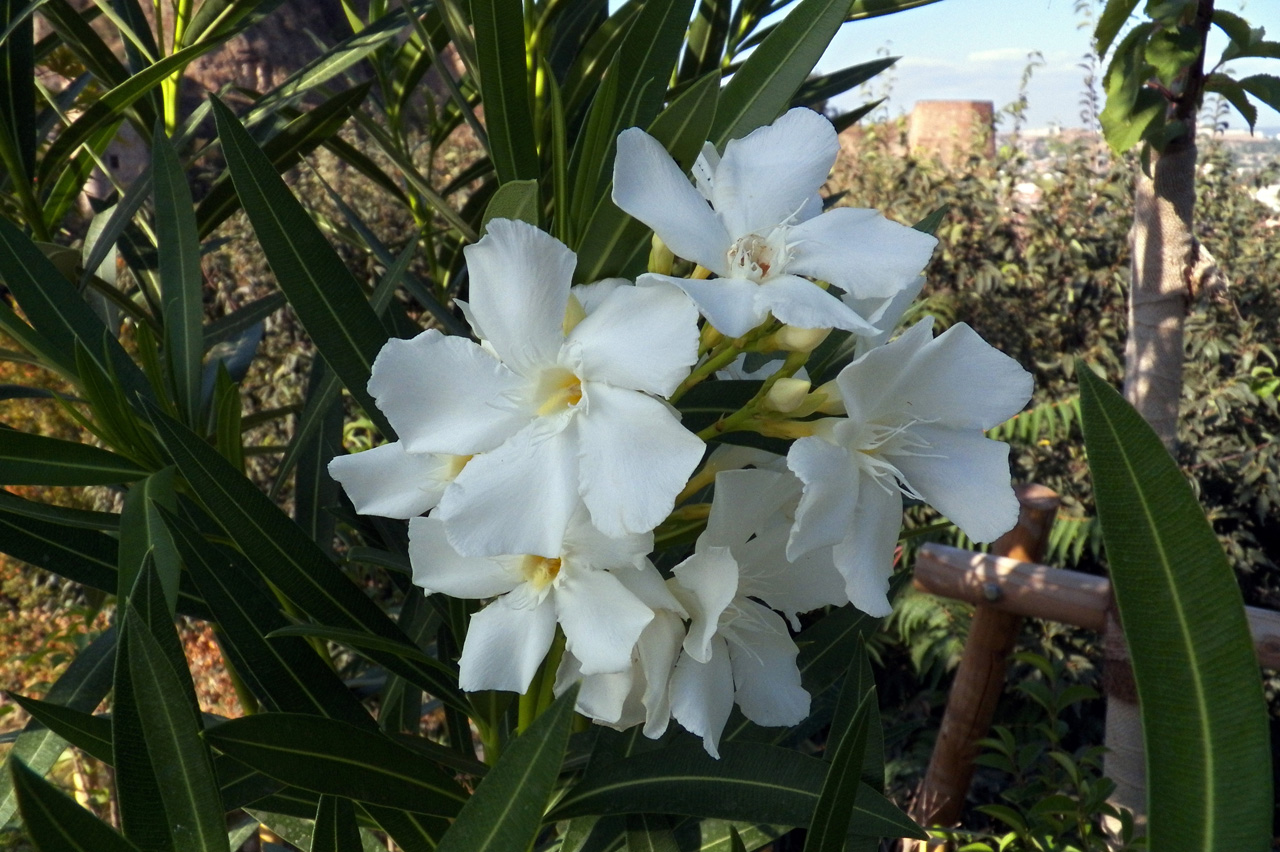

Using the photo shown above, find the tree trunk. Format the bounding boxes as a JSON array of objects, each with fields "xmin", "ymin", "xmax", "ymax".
[{"xmin": 1106, "ymin": 0, "xmax": 1213, "ymax": 834}]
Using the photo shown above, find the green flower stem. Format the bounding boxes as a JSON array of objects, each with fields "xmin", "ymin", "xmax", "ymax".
[
  {"xmin": 517, "ymin": 670, "xmax": 542, "ymax": 736},
  {"xmin": 669, "ymin": 322, "xmax": 776, "ymax": 405},
  {"xmin": 536, "ymin": 630, "xmax": 565, "ymax": 716},
  {"xmin": 694, "ymin": 349, "xmax": 808, "ymax": 441}
]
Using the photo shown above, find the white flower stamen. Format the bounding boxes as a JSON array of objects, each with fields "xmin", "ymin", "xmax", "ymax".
[{"xmin": 725, "ymin": 228, "xmax": 792, "ymax": 283}]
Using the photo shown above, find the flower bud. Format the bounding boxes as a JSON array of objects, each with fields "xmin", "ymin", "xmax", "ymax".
[
  {"xmin": 764, "ymin": 377, "xmax": 812, "ymax": 413},
  {"xmin": 771, "ymin": 325, "xmax": 831, "ymax": 353},
  {"xmin": 648, "ymin": 234, "xmax": 675, "ymax": 275},
  {"xmin": 562, "ymin": 294, "xmax": 587, "ymax": 335},
  {"xmin": 812, "ymin": 379, "xmax": 845, "ymax": 415}
]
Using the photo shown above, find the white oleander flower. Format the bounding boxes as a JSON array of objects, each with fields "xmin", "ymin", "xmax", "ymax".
[
  {"xmin": 613, "ymin": 107, "xmax": 937, "ymax": 337},
  {"xmin": 360, "ymin": 219, "xmax": 705, "ymax": 558},
  {"xmin": 785, "ymin": 317, "xmax": 1033, "ymax": 616},
  {"xmin": 554, "ymin": 561, "xmax": 687, "ymax": 738},
  {"xmin": 327, "ymin": 442, "xmax": 467, "ymax": 520},
  {"xmin": 667, "ymin": 467, "xmax": 847, "ymax": 756},
  {"xmin": 409, "ymin": 509, "xmax": 655, "ymax": 693}
]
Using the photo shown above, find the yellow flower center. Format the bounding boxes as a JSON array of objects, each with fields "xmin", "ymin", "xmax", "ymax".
[
  {"xmin": 520, "ymin": 555, "xmax": 562, "ymax": 590},
  {"xmin": 535, "ymin": 368, "xmax": 584, "ymax": 416}
]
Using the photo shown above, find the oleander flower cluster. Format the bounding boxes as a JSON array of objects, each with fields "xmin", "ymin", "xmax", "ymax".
[{"xmin": 329, "ymin": 107, "xmax": 1033, "ymax": 756}]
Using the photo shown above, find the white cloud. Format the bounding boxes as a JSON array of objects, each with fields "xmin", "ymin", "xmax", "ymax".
[{"xmin": 967, "ymin": 47, "xmax": 1039, "ymax": 63}]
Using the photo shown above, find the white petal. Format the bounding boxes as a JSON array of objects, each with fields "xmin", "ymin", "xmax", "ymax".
[
  {"xmin": 787, "ymin": 207, "xmax": 937, "ymax": 299},
  {"xmin": 571, "ymin": 278, "xmax": 628, "ymax": 314},
  {"xmin": 576, "ymin": 384, "xmax": 706, "ymax": 538},
  {"xmin": 692, "ymin": 142, "xmax": 719, "ymax": 201},
  {"xmin": 660, "ymin": 273, "xmax": 768, "ymax": 338},
  {"xmin": 567, "ymin": 279, "xmax": 699, "ymax": 396},
  {"xmin": 732, "ymin": 512, "xmax": 848, "ymax": 626},
  {"xmin": 755, "ymin": 274, "xmax": 878, "ymax": 335},
  {"xmin": 835, "ymin": 318, "xmax": 935, "ymax": 424},
  {"xmin": 836, "ymin": 319, "xmax": 1032, "ymax": 432},
  {"xmin": 437, "ymin": 418, "xmax": 578, "ymax": 557},
  {"xmin": 894, "ymin": 426, "xmax": 1019, "ymax": 543},
  {"xmin": 638, "ymin": 610, "xmax": 686, "ymax": 738},
  {"xmin": 555, "ymin": 567, "xmax": 654, "ymax": 676},
  {"xmin": 892, "ymin": 322, "xmax": 1033, "ymax": 428},
  {"xmin": 610, "ymin": 559, "xmax": 685, "ymax": 614},
  {"xmin": 328, "ymin": 442, "xmax": 451, "ymax": 519},
  {"xmin": 462, "ymin": 219, "xmax": 576, "ymax": 377},
  {"xmin": 712, "ymin": 108, "xmax": 838, "ymax": 238},
  {"xmin": 613, "ymin": 129, "xmax": 732, "ymax": 274},
  {"xmin": 561, "ymin": 509, "xmax": 652, "ymax": 574},
  {"xmin": 847, "ymin": 274, "xmax": 925, "ymax": 358},
  {"xmin": 786, "ymin": 436, "xmax": 861, "ymax": 559},
  {"xmin": 703, "ymin": 467, "xmax": 793, "ymax": 549},
  {"xmin": 727, "ymin": 602, "xmax": 809, "ymax": 727},
  {"xmin": 670, "ymin": 546, "xmax": 738, "ymax": 664},
  {"xmin": 408, "ymin": 516, "xmax": 518, "ymax": 598},
  {"xmin": 578, "ymin": 667, "xmax": 645, "ymax": 728},
  {"xmin": 368, "ymin": 330, "xmax": 528, "ymax": 455},
  {"xmin": 670, "ymin": 638, "xmax": 734, "ymax": 758},
  {"xmin": 831, "ymin": 485, "xmax": 903, "ymax": 617},
  {"xmin": 458, "ymin": 594, "xmax": 557, "ymax": 693}
]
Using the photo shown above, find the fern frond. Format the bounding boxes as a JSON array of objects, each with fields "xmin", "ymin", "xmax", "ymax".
[{"xmin": 987, "ymin": 395, "xmax": 1082, "ymax": 444}]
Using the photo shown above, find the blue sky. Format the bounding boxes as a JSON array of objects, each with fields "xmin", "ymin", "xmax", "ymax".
[{"xmin": 817, "ymin": 0, "xmax": 1280, "ymax": 132}]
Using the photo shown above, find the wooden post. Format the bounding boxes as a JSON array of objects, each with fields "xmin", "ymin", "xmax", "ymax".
[{"xmin": 907, "ymin": 485, "xmax": 1060, "ymax": 847}]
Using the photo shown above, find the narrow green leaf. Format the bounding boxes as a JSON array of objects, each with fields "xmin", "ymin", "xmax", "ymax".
[
  {"xmin": 312, "ymin": 796, "xmax": 361, "ymax": 852},
  {"xmin": 482, "ymin": 179, "xmax": 541, "ymax": 230},
  {"xmin": 1078, "ymin": 365, "xmax": 1270, "ymax": 852},
  {"xmin": 0, "ymin": 219, "xmax": 150, "ymax": 402},
  {"xmin": 151, "ymin": 131, "xmax": 206, "ymax": 426},
  {"xmin": 625, "ymin": 813, "xmax": 680, "ymax": 852},
  {"xmin": 164, "ymin": 504, "xmax": 374, "ymax": 725},
  {"xmin": 240, "ymin": 3, "xmax": 421, "ymax": 127},
  {"xmin": 269, "ymin": 355, "xmax": 340, "ymax": 499},
  {"xmin": 574, "ymin": 70, "xmax": 720, "ymax": 282},
  {"xmin": 846, "ymin": 0, "xmax": 944, "ymax": 20},
  {"xmin": 0, "ymin": 430, "xmax": 147, "ymax": 485},
  {"xmin": 679, "ymin": 0, "xmax": 729, "ymax": 83},
  {"xmin": 436, "ymin": 685, "xmax": 579, "ymax": 852},
  {"xmin": 145, "ymin": 403, "xmax": 467, "ymax": 709},
  {"xmin": 0, "ymin": 0, "xmax": 35, "ymax": 181},
  {"xmin": 471, "ymin": 0, "xmax": 538, "ymax": 182},
  {"xmin": 118, "ymin": 468, "xmax": 181, "ymax": 614},
  {"xmin": 266, "ymin": 624, "xmax": 467, "ymax": 712},
  {"xmin": 549, "ymin": 741, "xmax": 924, "ymax": 839},
  {"xmin": 292, "ymin": 370, "xmax": 341, "ymax": 552},
  {"xmin": 0, "ymin": 627, "xmax": 115, "ymax": 829},
  {"xmin": 561, "ymin": 0, "xmax": 641, "ymax": 117},
  {"xmin": 11, "ymin": 759, "xmax": 141, "ymax": 852},
  {"xmin": 203, "ymin": 714, "xmax": 467, "ymax": 816},
  {"xmin": 804, "ymin": 689, "xmax": 875, "ymax": 850},
  {"xmin": 36, "ymin": 38, "xmax": 217, "ymax": 188},
  {"xmin": 196, "ymin": 83, "xmax": 373, "ymax": 239},
  {"xmin": 210, "ymin": 96, "xmax": 393, "ymax": 437},
  {"xmin": 114, "ymin": 605, "xmax": 228, "ymax": 852},
  {"xmin": 0, "ymin": 488, "xmax": 117, "ymax": 531},
  {"xmin": 790, "ymin": 57, "xmax": 897, "ymax": 110},
  {"xmin": 203, "ymin": 293, "xmax": 287, "ymax": 350},
  {"xmin": 710, "ymin": 0, "xmax": 848, "ymax": 145},
  {"xmin": 6, "ymin": 693, "xmax": 113, "ymax": 765},
  {"xmin": 37, "ymin": 0, "xmax": 130, "ymax": 89},
  {"xmin": 359, "ymin": 804, "xmax": 447, "ymax": 852}
]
